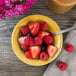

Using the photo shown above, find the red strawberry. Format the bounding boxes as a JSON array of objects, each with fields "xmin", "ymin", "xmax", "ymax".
[
  {"xmin": 28, "ymin": 22, "xmax": 40, "ymax": 36},
  {"xmin": 29, "ymin": 46, "xmax": 41, "ymax": 58},
  {"xmin": 21, "ymin": 26, "xmax": 29, "ymax": 35},
  {"xmin": 38, "ymin": 31, "xmax": 50, "ymax": 39},
  {"xmin": 18, "ymin": 36, "xmax": 26, "ymax": 45},
  {"xmin": 40, "ymin": 22, "xmax": 47, "ymax": 30},
  {"xmin": 47, "ymin": 45, "xmax": 57, "ymax": 57}
]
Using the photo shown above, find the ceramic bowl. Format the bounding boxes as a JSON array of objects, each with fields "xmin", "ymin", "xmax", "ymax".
[{"xmin": 12, "ymin": 15, "xmax": 63, "ymax": 66}]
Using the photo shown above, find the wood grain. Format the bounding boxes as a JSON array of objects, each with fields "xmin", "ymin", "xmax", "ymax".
[{"xmin": 0, "ymin": 0, "xmax": 76, "ymax": 76}]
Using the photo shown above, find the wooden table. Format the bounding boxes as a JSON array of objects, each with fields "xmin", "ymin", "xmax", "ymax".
[{"xmin": 0, "ymin": 0, "xmax": 76, "ymax": 76}]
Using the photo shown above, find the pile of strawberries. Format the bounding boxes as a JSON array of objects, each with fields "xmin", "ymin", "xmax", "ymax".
[{"xmin": 18, "ymin": 22, "xmax": 57, "ymax": 61}]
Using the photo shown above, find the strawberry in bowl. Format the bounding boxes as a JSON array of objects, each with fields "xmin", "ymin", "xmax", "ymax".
[
  {"xmin": 18, "ymin": 22, "xmax": 58, "ymax": 61},
  {"xmin": 12, "ymin": 15, "xmax": 63, "ymax": 66}
]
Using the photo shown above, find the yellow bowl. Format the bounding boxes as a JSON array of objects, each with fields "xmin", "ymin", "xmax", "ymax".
[{"xmin": 12, "ymin": 15, "xmax": 63, "ymax": 66}]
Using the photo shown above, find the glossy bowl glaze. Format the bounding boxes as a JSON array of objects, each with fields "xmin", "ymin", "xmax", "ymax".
[{"xmin": 12, "ymin": 15, "xmax": 63, "ymax": 66}]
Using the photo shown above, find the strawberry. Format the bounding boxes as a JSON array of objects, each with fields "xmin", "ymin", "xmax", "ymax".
[
  {"xmin": 47, "ymin": 45, "xmax": 57, "ymax": 57},
  {"xmin": 18, "ymin": 36, "xmax": 26, "ymax": 45},
  {"xmin": 38, "ymin": 30, "xmax": 50, "ymax": 39},
  {"xmin": 28, "ymin": 22, "xmax": 40, "ymax": 36},
  {"xmin": 29, "ymin": 46, "xmax": 41, "ymax": 58},
  {"xmin": 18, "ymin": 36, "xmax": 33, "ymax": 46}
]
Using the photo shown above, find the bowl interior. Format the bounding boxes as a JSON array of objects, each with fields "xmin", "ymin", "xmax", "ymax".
[{"xmin": 12, "ymin": 15, "xmax": 63, "ymax": 66}]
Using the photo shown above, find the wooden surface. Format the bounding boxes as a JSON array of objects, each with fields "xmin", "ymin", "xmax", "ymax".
[{"xmin": 0, "ymin": 0, "xmax": 76, "ymax": 76}]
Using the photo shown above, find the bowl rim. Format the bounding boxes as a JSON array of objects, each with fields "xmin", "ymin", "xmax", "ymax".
[
  {"xmin": 54, "ymin": 0, "xmax": 76, "ymax": 6},
  {"xmin": 11, "ymin": 15, "xmax": 63, "ymax": 66}
]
